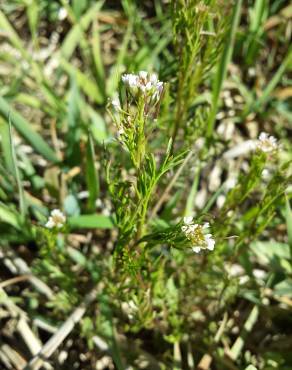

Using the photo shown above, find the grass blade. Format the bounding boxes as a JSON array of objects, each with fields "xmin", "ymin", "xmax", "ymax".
[
  {"xmin": 60, "ymin": 58, "xmax": 104, "ymax": 104},
  {"xmin": 8, "ymin": 116, "xmax": 26, "ymax": 218},
  {"xmin": 0, "ymin": 96, "xmax": 59, "ymax": 163},
  {"xmin": 251, "ymin": 48, "xmax": 292, "ymax": 112},
  {"xmin": 207, "ymin": 0, "xmax": 243, "ymax": 137},
  {"xmin": 86, "ymin": 131, "xmax": 100, "ymax": 211},
  {"xmin": 0, "ymin": 202, "xmax": 21, "ymax": 230},
  {"xmin": 69, "ymin": 214, "xmax": 114, "ymax": 229},
  {"xmin": 229, "ymin": 305, "xmax": 259, "ymax": 360},
  {"xmin": 60, "ymin": 2, "xmax": 104, "ymax": 60},
  {"xmin": 0, "ymin": 117, "xmax": 14, "ymax": 174}
]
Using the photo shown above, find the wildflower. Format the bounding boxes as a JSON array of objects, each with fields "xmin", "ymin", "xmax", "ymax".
[
  {"xmin": 45, "ymin": 209, "xmax": 66, "ymax": 229},
  {"xmin": 121, "ymin": 71, "xmax": 164, "ymax": 101},
  {"xmin": 256, "ymin": 132, "xmax": 278, "ymax": 153},
  {"xmin": 181, "ymin": 218, "xmax": 215, "ymax": 253}
]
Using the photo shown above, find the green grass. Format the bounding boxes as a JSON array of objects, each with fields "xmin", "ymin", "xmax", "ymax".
[{"xmin": 0, "ymin": 1, "xmax": 291, "ymax": 369}]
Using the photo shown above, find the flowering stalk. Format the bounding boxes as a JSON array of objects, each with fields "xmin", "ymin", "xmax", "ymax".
[{"xmin": 110, "ymin": 71, "xmax": 164, "ymax": 170}]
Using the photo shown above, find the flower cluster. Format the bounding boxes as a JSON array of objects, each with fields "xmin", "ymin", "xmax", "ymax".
[
  {"xmin": 181, "ymin": 217, "xmax": 215, "ymax": 253},
  {"xmin": 45, "ymin": 209, "xmax": 66, "ymax": 229},
  {"xmin": 256, "ymin": 132, "xmax": 278, "ymax": 153},
  {"xmin": 121, "ymin": 71, "xmax": 163, "ymax": 102}
]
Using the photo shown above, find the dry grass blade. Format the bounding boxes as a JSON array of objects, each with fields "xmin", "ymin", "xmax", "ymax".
[{"xmin": 24, "ymin": 286, "xmax": 100, "ymax": 370}]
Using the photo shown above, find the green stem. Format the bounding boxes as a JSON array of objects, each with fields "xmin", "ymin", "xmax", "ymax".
[{"xmin": 136, "ymin": 99, "xmax": 146, "ymax": 169}]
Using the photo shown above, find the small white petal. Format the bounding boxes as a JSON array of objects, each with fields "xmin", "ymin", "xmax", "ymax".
[
  {"xmin": 51, "ymin": 209, "xmax": 62, "ymax": 217},
  {"xmin": 183, "ymin": 216, "xmax": 193, "ymax": 225},
  {"xmin": 259, "ymin": 132, "xmax": 267, "ymax": 140},
  {"xmin": 45, "ymin": 218, "xmax": 55, "ymax": 229},
  {"xmin": 192, "ymin": 246, "xmax": 201, "ymax": 253},
  {"xmin": 150, "ymin": 73, "xmax": 158, "ymax": 83},
  {"xmin": 138, "ymin": 71, "xmax": 148, "ymax": 79}
]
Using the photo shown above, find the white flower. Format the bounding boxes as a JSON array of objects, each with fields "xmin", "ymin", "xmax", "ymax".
[
  {"xmin": 256, "ymin": 132, "xmax": 278, "ymax": 153},
  {"xmin": 181, "ymin": 219, "xmax": 215, "ymax": 253},
  {"xmin": 121, "ymin": 71, "xmax": 164, "ymax": 101},
  {"xmin": 45, "ymin": 209, "xmax": 66, "ymax": 229}
]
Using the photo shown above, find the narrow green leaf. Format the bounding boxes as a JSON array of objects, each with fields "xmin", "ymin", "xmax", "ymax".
[
  {"xmin": 185, "ymin": 165, "xmax": 200, "ymax": 216},
  {"xmin": 87, "ymin": 106, "xmax": 108, "ymax": 143},
  {"xmin": 86, "ymin": 132, "xmax": 100, "ymax": 211},
  {"xmin": 0, "ymin": 117, "xmax": 14, "ymax": 174},
  {"xmin": 107, "ymin": 20, "xmax": 133, "ymax": 95},
  {"xmin": 0, "ymin": 96, "xmax": 59, "ymax": 163},
  {"xmin": 229, "ymin": 305, "xmax": 259, "ymax": 360},
  {"xmin": 92, "ymin": 19, "xmax": 106, "ymax": 98},
  {"xmin": 252, "ymin": 48, "xmax": 292, "ymax": 111},
  {"xmin": 27, "ymin": 0, "xmax": 40, "ymax": 42},
  {"xmin": 60, "ymin": 59, "xmax": 104, "ymax": 104},
  {"xmin": 0, "ymin": 202, "xmax": 21, "ymax": 230},
  {"xmin": 8, "ymin": 116, "xmax": 26, "ymax": 217},
  {"xmin": 67, "ymin": 247, "xmax": 87, "ymax": 267},
  {"xmin": 69, "ymin": 214, "xmax": 114, "ymax": 229},
  {"xmin": 207, "ymin": 0, "xmax": 243, "ymax": 137},
  {"xmin": 61, "ymin": 2, "xmax": 104, "ymax": 60}
]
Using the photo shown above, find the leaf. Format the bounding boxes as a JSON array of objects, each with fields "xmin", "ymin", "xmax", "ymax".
[
  {"xmin": 107, "ymin": 20, "xmax": 133, "ymax": 95},
  {"xmin": 0, "ymin": 117, "xmax": 14, "ymax": 174},
  {"xmin": 66, "ymin": 76, "xmax": 82, "ymax": 165},
  {"xmin": 0, "ymin": 96, "xmax": 59, "ymax": 163},
  {"xmin": 92, "ymin": 19, "xmax": 106, "ymax": 99},
  {"xmin": 207, "ymin": 0, "xmax": 243, "ymax": 137},
  {"xmin": 60, "ymin": 58, "xmax": 104, "ymax": 104},
  {"xmin": 250, "ymin": 241, "xmax": 290, "ymax": 266},
  {"xmin": 0, "ymin": 202, "xmax": 21, "ymax": 230},
  {"xmin": 67, "ymin": 247, "xmax": 87, "ymax": 267},
  {"xmin": 64, "ymin": 194, "xmax": 80, "ymax": 216},
  {"xmin": 27, "ymin": 0, "xmax": 40, "ymax": 42},
  {"xmin": 8, "ymin": 116, "xmax": 26, "ymax": 217},
  {"xmin": 274, "ymin": 279, "xmax": 292, "ymax": 298},
  {"xmin": 252, "ymin": 48, "xmax": 292, "ymax": 111},
  {"xmin": 229, "ymin": 305, "xmax": 259, "ymax": 360},
  {"xmin": 86, "ymin": 131, "xmax": 100, "ymax": 211},
  {"xmin": 68, "ymin": 214, "xmax": 114, "ymax": 229},
  {"xmin": 61, "ymin": 2, "xmax": 104, "ymax": 60},
  {"xmin": 87, "ymin": 107, "xmax": 108, "ymax": 143}
]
